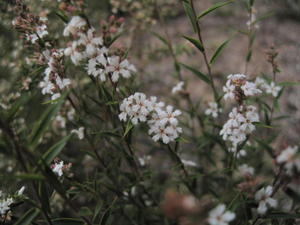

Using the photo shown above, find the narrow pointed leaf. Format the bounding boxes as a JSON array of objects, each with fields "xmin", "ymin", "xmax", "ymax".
[
  {"xmin": 14, "ymin": 208, "xmax": 40, "ymax": 225},
  {"xmin": 183, "ymin": 35, "xmax": 204, "ymax": 52},
  {"xmin": 151, "ymin": 31, "xmax": 169, "ymax": 46},
  {"xmin": 197, "ymin": 1, "xmax": 234, "ymax": 19},
  {"xmin": 210, "ymin": 40, "xmax": 230, "ymax": 64},
  {"xmin": 41, "ymin": 134, "xmax": 73, "ymax": 165},
  {"xmin": 180, "ymin": 63, "xmax": 211, "ymax": 84},
  {"xmin": 183, "ymin": 1, "xmax": 197, "ymax": 32}
]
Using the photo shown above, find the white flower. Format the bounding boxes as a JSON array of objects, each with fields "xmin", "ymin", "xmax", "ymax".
[
  {"xmin": 138, "ymin": 155, "xmax": 151, "ymax": 166},
  {"xmin": 51, "ymin": 161, "xmax": 64, "ymax": 177},
  {"xmin": 255, "ymin": 77, "xmax": 267, "ymax": 89},
  {"xmin": 63, "ymin": 16, "xmax": 87, "ymax": 37},
  {"xmin": 276, "ymin": 146, "xmax": 300, "ymax": 175},
  {"xmin": 78, "ymin": 28, "xmax": 103, "ymax": 57},
  {"xmin": 106, "ymin": 56, "xmax": 136, "ymax": 82},
  {"xmin": 223, "ymin": 80, "xmax": 236, "ymax": 101},
  {"xmin": 71, "ymin": 127, "xmax": 85, "ymax": 140},
  {"xmin": 208, "ymin": 204, "xmax": 235, "ymax": 225},
  {"xmin": 171, "ymin": 81, "xmax": 184, "ymax": 94},
  {"xmin": 255, "ymin": 186, "xmax": 277, "ymax": 214},
  {"xmin": 241, "ymin": 81, "xmax": 262, "ymax": 96},
  {"xmin": 0, "ymin": 197, "xmax": 13, "ymax": 215},
  {"xmin": 205, "ymin": 102, "xmax": 222, "ymax": 118},
  {"xmin": 238, "ymin": 164, "xmax": 254, "ymax": 177},
  {"xmin": 17, "ymin": 186, "xmax": 25, "ymax": 196},
  {"xmin": 64, "ymin": 41, "xmax": 87, "ymax": 65},
  {"xmin": 54, "ymin": 115, "xmax": 66, "ymax": 128},
  {"xmin": 265, "ymin": 82, "xmax": 281, "ymax": 97},
  {"xmin": 182, "ymin": 159, "xmax": 198, "ymax": 167},
  {"xmin": 86, "ymin": 53, "xmax": 107, "ymax": 81}
]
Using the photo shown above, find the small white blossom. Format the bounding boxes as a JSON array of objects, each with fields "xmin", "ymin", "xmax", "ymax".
[
  {"xmin": 205, "ymin": 102, "xmax": 222, "ymax": 118},
  {"xmin": 255, "ymin": 186, "xmax": 277, "ymax": 214},
  {"xmin": 276, "ymin": 146, "xmax": 300, "ymax": 175},
  {"xmin": 241, "ymin": 81, "xmax": 262, "ymax": 96},
  {"xmin": 238, "ymin": 164, "xmax": 254, "ymax": 177},
  {"xmin": 78, "ymin": 28, "xmax": 103, "ymax": 57},
  {"xmin": 182, "ymin": 159, "xmax": 198, "ymax": 167},
  {"xmin": 71, "ymin": 127, "xmax": 85, "ymax": 140},
  {"xmin": 63, "ymin": 16, "xmax": 87, "ymax": 37},
  {"xmin": 265, "ymin": 82, "xmax": 281, "ymax": 98},
  {"xmin": 106, "ymin": 56, "xmax": 136, "ymax": 82},
  {"xmin": 51, "ymin": 161, "xmax": 64, "ymax": 177},
  {"xmin": 64, "ymin": 41, "xmax": 87, "ymax": 65},
  {"xmin": 86, "ymin": 53, "xmax": 107, "ymax": 81},
  {"xmin": 171, "ymin": 81, "xmax": 184, "ymax": 94},
  {"xmin": 0, "ymin": 197, "xmax": 13, "ymax": 215},
  {"xmin": 17, "ymin": 186, "xmax": 25, "ymax": 196},
  {"xmin": 208, "ymin": 204, "xmax": 235, "ymax": 225}
]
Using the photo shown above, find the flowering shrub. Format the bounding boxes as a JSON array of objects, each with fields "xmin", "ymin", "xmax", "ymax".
[{"xmin": 0, "ymin": 0, "xmax": 300, "ymax": 224}]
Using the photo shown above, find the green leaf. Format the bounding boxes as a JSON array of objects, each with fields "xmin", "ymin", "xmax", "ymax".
[
  {"xmin": 52, "ymin": 218, "xmax": 84, "ymax": 225},
  {"xmin": 123, "ymin": 121, "xmax": 134, "ymax": 137},
  {"xmin": 183, "ymin": 1, "xmax": 197, "ymax": 32},
  {"xmin": 29, "ymin": 92, "xmax": 67, "ymax": 149},
  {"xmin": 197, "ymin": 1, "xmax": 234, "ymax": 19},
  {"xmin": 265, "ymin": 213, "xmax": 300, "ymax": 219},
  {"xmin": 6, "ymin": 93, "xmax": 31, "ymax": 121},
  {"xmin": 151, "ymin": 31, "xmax": 169, "ymax": 46},
  {"xmin": 180, "ymin": 63, "xmax": 211, "ymax": 84},
  {"xmin": 41, "ymin": 134, "xmax": 73, "ymax": 166},
  {"xmin": 55, "ymin": 11, "xmax": 69, "ymax": 23},
  {"xmin": 278, "ymin": 81, "xmax": 300, "ymax": 86},
  {"xmin": 0, "ymin": 173, "xmax": 44, "ymax": 181},
  {"xmin": 253, "ymin": 122, "xmax": 273, "ymax": 129},
  {"xmin": 210, "ymin": 40, "xmax": 230, "ymax": 64},
  {"xmin": 14, "ymin": 208, "xmax": 40, "ymax": 225},
  {"xmin": 183, "ymin": 35, "xmax": 204, "ymax": 52}
]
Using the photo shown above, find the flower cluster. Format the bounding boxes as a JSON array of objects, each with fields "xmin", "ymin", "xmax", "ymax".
[
  {"xmin": 208, "ymin": 204, "xmax": 235, "ymax": 225},
  {"xmin": 0, "ymin": 187, "xmax": 25, "ymax": 216},
  {"xmin": 63, "ymin": 16, "xmax": 136, "ymax": 83},
  {"xmin": 255, "ymin": 186, "xmax": 277, "ymax": 214},
  {"xmin": 51, "ymin": 159, "xmax": 72, "ymax": 177},
  {"xmin": 12, "ymin": 4, "xmax": 48, "ymax": 45},
  {"xmin": 39, "ymin": 49, "xmax": 71, "ymax": 100},
  {"xmin": 223, "ymin": 74, "xmax": 262, "ymax": 102},
  {"xmin": 276, "ymin": 145, "xmax": 300, "ymax": 175},
  {"xmin": 220, "ymin": 105, "xmax": 259, "ymax": 150},
  {"xmin": 205, "ymin": 101, "xmax": 222, "ymax": 118},
  {"xmin": 119, "ymin": 92, "xmax": 182, "ymax": 144},
  {"xmin": 0, "ymin": 195, "xmax": 13, "ymax": 216},
  {"xmin": 255, "ymin": 77, "xmax": 282, "ymax": 97}
]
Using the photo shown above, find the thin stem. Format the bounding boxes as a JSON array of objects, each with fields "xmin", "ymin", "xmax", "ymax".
[{"xmin": 190, "ymin": 0, "xmax": 218, "ymax": 101}]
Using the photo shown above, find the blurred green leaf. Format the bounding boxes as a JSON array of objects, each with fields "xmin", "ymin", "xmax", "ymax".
[
  {"xmin": 197, "ymin": 1, "xmax": 234, "ymax": 19},
  {"xmin": 40, "ymin": 134, "xmax": 72, "ymax": 166},
  {"xmin": 14, "ymin": 208, "xmax": 40, "ymax": 225},
  {"xmin": 29, "ymin": 92, "xmax": 67, "ymax": 149},
  {"xmin": 278, "ymin": 81, "xmax": 300, "ymax": 86},
  {"xmin": 183, "ymin": 1, "xmax": 197, "ymax": 32},
  {"xmin": 183, "ymin": 35, "xmax": 204, "ymax": 52},
  {"xmin": 6, "ymin": 93, "xmax": 31, "ymax": 121},
  {"xmin": 210, "ymin": 40, "xmax": 230, "ymax": 65},
  {"xmin": 151, "ymin": 31, "xmax": 169, "ymax": 46},
  {"xmin": 180, "ymin": 63, "xmax": 211, "ymax": 84},
  {"xmin": 52, "ymin": 218, "xmax": 84, "ymax": 225}
]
